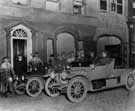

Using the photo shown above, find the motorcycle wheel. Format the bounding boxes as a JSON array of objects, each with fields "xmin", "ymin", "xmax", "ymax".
[
  {"xmin": 26, "ymin": 77, "xmax": 43, "ymax": 97},
  {"xmin": 13, "ymin": 81, "xmax": 25, "ymax": 95},
  {"xmin": 45, "ymin": 78, "xmax": 60, "ymax": 97}
]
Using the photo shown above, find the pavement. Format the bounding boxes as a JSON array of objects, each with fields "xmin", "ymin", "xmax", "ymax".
[{"xmin": 0, "ymin": 87, "xmax": 134, "ymax": 111}]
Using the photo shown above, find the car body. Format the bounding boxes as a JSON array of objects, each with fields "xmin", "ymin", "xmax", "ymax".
[{"xmin": 67, "ymin": 60, "xmax": 134, "ymax": 91}]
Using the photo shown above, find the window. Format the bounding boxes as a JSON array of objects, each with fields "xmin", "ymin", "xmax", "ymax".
[
  {"xmin": 12, "ymin": 29, "xmax": 27, "ymax": 37},
  {"xmin": 111, "ymin": 0, "xmax": 116, "ymax": 11},
  {"xmin": 111, "ymin": 0, "xmax": 123, "ymax": 14},
  {"xmin": 117, "ymin": 0, "xmax": 123, "ymax": 14},
  {"xmin": 100, "ymin": 0, "xmax": 107, "ymax": 11},
  {"xmin": 78, "ymin": 41, "xmax": 84, "ymax": 49},
  {"xmin": 46, "ymin": 0, "xmax": 59, "ymax": 11},
  {"xmin": 73, "ymin": 0, "xmax": 85, "ymax": 14},
  {"xmin": 30, "ymin": 0, "xmax": 44, "ymax": 8},
  {"xmin": 12, "ymin": 0, "xmax": 28, "ymax": 5},
  {"xmin": 133, "ymin": 2, "xmax": 135, "ymax": 8}
]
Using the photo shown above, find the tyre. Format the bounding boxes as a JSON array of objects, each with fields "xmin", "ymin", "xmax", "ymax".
[
  {"xmin": 26, "ymin": 77, "xmax": 43, "ymax": 97},
  {"xmin": 67, "ymin": 77, "xmax": 88, "ymax": 103},
  {"xmin": 13, "ymin": 81, "xmax": 25, "ymax": 95},
  {"xmin": 126, "ymin": 74, "xmax": 135, "ymax": 91},
  {"xmin": 45, "ymin": 78, "xmax": 60, "ymax": 97}
]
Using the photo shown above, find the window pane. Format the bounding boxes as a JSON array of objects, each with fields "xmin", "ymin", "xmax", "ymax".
[
  {"xmin": 46, "ymin": 1, "xmax": 59, "ymax": 11},
  {"xmin": 47, "ymin": 39, "xmax": 53, "ymax": 62},
  {"xmin": 12, "ymin": 0, "xmax": 28, "ymax": 5},
  {"xmin": 111, "ymin": 2, "xmax": 116, "ymax": 11},
  {"xmin": 133, "ymin": 2, "xmax": 135, "ymax": 8},
  {"xmin": 31, "ymin": 0, "xmax": 44, "ymax": 8},
  {"xmin": 100, "ymin": 0, "xmax": 107, "ymax": 10},
  {"xmin": 73, "ymin": 5, "xmax": 82, "ymax": 14},
  {"xmin": 117, "ymin": 5, "xmax": 123, "ymax": 14},
  {"xmin": 73, "ymin": 0, "xmax": 83, "ymax": 6},
  {"xmin": 117, "ymin": 0, "xmax": 122, "ymax": 4}
]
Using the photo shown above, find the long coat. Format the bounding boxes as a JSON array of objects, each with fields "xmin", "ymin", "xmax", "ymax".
[{"xmin": 0, "ymin": 62, "xmax": 14, "ymax": 93}]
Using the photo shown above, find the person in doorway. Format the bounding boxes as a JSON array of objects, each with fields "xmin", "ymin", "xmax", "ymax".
[
  {"xmin": 77, "ymin": 49, "xmax": 84, "ymax": 63},
  {"xmin": 49, "ymin": 54, "xmax": 56, "ymax": 67},
  {"xmin": 87, "ymin": 51, "xmax": 96, "ymax": 64},
  {"xmin": 28, "ymin": 52, "xmax": 43, "ymax": 72},
  {"xmin": 0, "ymin": 57, "xmax": 15, "ymax": 97},
  {"xmin": 95, "ymin": 50, "xmax": 111, "ymax": 65},
  {"xmin": 14, "ymin": 55, "xmax": 27, "ymax": 77}
]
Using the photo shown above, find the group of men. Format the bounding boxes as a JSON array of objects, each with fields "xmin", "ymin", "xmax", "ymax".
[
  {"xmin": 0, "ymin": 50, "xmax": 112, "ymax": 97},
  {"xmin": 0, "ymin": 52, "xmax": 43, "ymax": 97}
]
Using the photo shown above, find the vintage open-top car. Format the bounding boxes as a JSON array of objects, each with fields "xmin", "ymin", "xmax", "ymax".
[{"xmin": 44, "ymin": 59, "xmax": 135, "ymax": 103}]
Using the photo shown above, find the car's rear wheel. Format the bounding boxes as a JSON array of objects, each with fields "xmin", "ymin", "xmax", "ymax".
[
  {"xmin": 126, "ymin": 74, "xmax": 135, "ymax": 91},
  {"xmin": 26, "ymin": 77, "xmax": 43, "ymax": 97},
  {"xmin": 67, "ymin": 77, "xmax": 88, "ymax": 103}
]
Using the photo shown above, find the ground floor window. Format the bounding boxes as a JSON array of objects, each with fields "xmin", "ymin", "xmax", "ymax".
[{"xmin": 56, "ymin": 33, "xmax": 75, "ymax": 57}]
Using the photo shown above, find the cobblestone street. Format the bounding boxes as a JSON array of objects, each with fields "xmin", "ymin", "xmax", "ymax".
[{"xmin": 0, "ymin": 87, "xmax": 134, "ymax": 111}]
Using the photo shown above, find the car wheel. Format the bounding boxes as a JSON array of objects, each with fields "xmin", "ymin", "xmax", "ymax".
[
  {"xmin": 126, "ymin": 74, "xmax": 135, "ymax": 91},
  {"xmin": 67, "ymin": 77, "xmax": 88, "ymax": 103},
  {"xmin": 26, "ymin": 77, "xmax": 43, "ymax": 97},
  {"xmin": 13, "ymin": 81, "xmax": 25, "ymax": 95},
  {"xmin": 45, "ymin": 78, "xmax": 60, "ymax": 97}
]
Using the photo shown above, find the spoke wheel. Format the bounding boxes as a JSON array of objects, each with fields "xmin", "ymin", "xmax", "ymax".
[
  {"xmin": 67, "ymin": 77, "xmax": 88, "ymax": 103},
  {"xmin": 13, "ymin": 81, "xmax": 25, "ymax": 95},
  {"xmin": 45, "ymin": 78, "xmax": 60, "ymax": 97},
  {"xmin": 26, "ymin": 77, "xmax": 43, "ymax": 97},
  {"xmin": 126, "ymin": 74, "xmax": 135, "ymax": 91}
]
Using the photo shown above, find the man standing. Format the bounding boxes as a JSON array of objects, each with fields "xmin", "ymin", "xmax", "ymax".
[
  {"xmin": 28, "ymin": 52, "xmax": 43, "ymax": 72},
  {"xmin": 0, "ymin": 57, "xmax": 15, "ymax": 97}
]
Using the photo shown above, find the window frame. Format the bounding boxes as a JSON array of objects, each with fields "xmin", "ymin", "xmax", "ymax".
[
  {"xmin": 99, "ymin": 0, "xmax": 108, "ymax": 12},
  {"xmin": 110, "ymin": 0, "xmax": 124, "ymax": 15},
  {"xmin": 11, "ymin": 0, "xmax": 29, "ymax": 6},
  {"xmin": 45, "ymin": 0, "xmax": 60, "ymax": 11},
  {"xmin": 116, "ymin": 0, "xmax": 123, "ymax": 14},
  {"xmin": 73, "ymin": 0, "xmax": 86, "ymax": 15}
]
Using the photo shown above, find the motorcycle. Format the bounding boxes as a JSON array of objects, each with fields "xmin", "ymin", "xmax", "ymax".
[
  {"xmin": 13, "ymin": 75, "xmax": 26, "ymax": 95},
  {"xmin": 44, "ymin": 65, "xmax": 70, "ymax": 97}
]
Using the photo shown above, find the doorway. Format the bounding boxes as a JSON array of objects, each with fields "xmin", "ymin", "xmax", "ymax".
[
  {"xmin": 11, "ymin": 37, "xmax": 32, "ymax": 69},
  {"xmin": 13, "ymin": 39, "xmax": 27, "ymax": 66},
  {"xmin": 47, "ymin": 39, "xmax": 54, "ymax": 63}
]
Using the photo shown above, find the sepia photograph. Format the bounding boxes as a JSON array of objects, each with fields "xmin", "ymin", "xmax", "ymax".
[{"xmin": 0, "ymin": 0, "xmax": 134, "ymax": 111}]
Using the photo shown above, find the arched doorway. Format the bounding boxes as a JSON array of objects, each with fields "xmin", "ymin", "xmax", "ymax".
[
  {"xmin": 97, "ymin": 36, "xmax": 121, "ymax": 66},
  {"xmin": 10, "ymin": 24, "xmax": 32, "ymax": 68},
  {"xmin": 56, "ymin": 33, "xmax": 75, "ymax": 56}
]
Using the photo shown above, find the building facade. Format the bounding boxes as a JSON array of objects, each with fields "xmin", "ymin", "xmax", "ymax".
[{"xmin": 0, "ymin": 0, "xmax": 129, "ymax": 68}]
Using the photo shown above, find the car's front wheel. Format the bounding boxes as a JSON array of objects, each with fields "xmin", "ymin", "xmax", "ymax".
[
  {"xmin": 67, "ymin": 77, "xmax": 88, "ymax": 103},
  {"xmin": 126, "ymin": 74, "xmax": 135, "ymax": 91},
  {"xmin": 45, "ymin": 78, "xmax": 60, "ymax": 97}
]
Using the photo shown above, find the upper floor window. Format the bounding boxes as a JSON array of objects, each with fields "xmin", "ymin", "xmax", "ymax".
[
  {"xmin": 117, "ymin": 0, "xmax": 123, "ymax": 14},
  {"xmin": 46, "ymin": 0, "xmax": 60, "ymax": 11},
  {"xmin": 30, "ymin": 0, "xmax": 44, "ymax": 8},
  {"xmin": 12, "ymin": 0, "xmax": 28, "ymax": 5},
  {"xmin": 133, "ymin": 1, "xmax": 135, "ymax": 8},
  {"xmin": 100, "ymin": 0, "xmax": 107, "ymax": 11},
  {"xmin": 73, "ymin": 0, "xmax": 86, "ymax": 14},
  {"xmin": 111, "ymin": 0, "xmax": 124, "ymax": 14}
]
